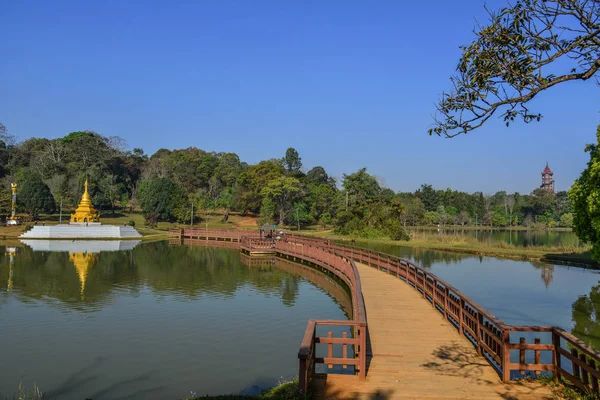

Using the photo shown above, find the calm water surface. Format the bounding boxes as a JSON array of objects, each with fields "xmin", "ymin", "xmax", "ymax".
[
  {"xmin": 349, "ymin": 240, "xmax": 600, "ymax": 350},
  {"xmin": 3, "ymin": 238, "xmax": 600, "ymax": 398},
  {"xmin": 409, "ymin": 228, "xmax": 582, "ymax": 247},
  {"xmin": 0, "ymin": 241, "xmax": 349, "ymax": 400}
]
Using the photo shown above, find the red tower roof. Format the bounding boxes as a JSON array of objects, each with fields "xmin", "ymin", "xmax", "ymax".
[{"xmin": 542, "ymin": 162, "xmax": 553, "ymax": 175}]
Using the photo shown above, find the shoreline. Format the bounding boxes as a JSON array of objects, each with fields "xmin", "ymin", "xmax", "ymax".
[{"xmin": 300, "ymin": 231, "xmax": 599, "ymax": 269}]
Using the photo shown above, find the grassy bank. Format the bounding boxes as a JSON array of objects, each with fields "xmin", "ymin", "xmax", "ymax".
[{"xmin": 301, "ymin": 230, "xmax": 598, "ymax": 268}]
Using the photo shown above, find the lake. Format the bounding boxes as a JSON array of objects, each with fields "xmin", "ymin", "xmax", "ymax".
[
  {"xmin": 408, "ymin": 228, "xmax": 582, "ymax": 247},
  {"xmin": 0, "ymin": 240, "xmax": 349, "ymax": 400},
  {"xmin": 2, "ymin": 238, "xmax": 600, "ymax": 399}
]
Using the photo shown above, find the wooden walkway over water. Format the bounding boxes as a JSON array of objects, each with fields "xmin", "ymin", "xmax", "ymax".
[
  {"xmin": 169, "ymin": 229, "xmax": 600, "ymax": 399},
  {"xmin": 313, "ymin": 262, "xmax": 552, "ymax": 399}
]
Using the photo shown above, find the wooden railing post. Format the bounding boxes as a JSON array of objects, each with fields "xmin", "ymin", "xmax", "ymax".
[
  {"xmin": 443, "ymin": 286, "xmax": 449, "ymax": 320},
  {"xmin": 519, "ymin": 337, "xmax": 526, "ymax": 375},
  {"xmin": 298, "ymin": 357, "xmax": 308, "ymax": 393},
  {"xmin": 459, "ymin": 298, "xmax": 465, "ymax": 336},
  {"xmin": 534, "ymin": 338, "xmax": 541, "ymax": 376},
  {"xmin": 552, "ymin": 330, "xmax": 561, "ymax": 382},
  {"xmin": 501, "ymin": 329, "xmax": 511, "ymax": 382},
  {"xmin": 359, "ymin": 324, "xmax": 367, "ymax": 380},
  {"xmin": 476, "ymin": 312, "xmax": 483, "ymax": 355}
]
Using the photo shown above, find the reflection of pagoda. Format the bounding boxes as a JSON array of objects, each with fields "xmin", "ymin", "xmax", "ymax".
[
  {"xmin": 69, "ymin": 252, "xmax": 98, "ymax": 299},
  {"xmin": 5, "ymin": 247, "xmax": 16, "ymax": 292},
  {"xmin": 19, "ymin": 239, "xmax": 141, "ymax": 300},
  {"xmin": 541, "ymin": 265, "xmax": 554, "ymax": 289}
]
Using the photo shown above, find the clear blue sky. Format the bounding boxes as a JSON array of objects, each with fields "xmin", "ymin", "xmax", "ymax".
[{"xmin": 2, "ymin": 0, "xmax": 598, "ymax": 194}]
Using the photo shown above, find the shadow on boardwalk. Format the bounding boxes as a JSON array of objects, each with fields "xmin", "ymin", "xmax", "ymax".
[
  {"xmin": 311, "ymin": 376, "xmax": 394, "ymax": 400},
  {"xmin": 421, "ymin": 342, "xmax": 554, "ymax": 400}
]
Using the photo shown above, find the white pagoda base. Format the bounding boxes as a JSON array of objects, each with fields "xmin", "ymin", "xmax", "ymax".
[{"xmin": 20, "ymin": 224, "xmax": 142, "ymax": 239}]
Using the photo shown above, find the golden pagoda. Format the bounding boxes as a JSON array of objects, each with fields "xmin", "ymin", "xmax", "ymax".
[{"xmin": 70, "ymin": 179, "xmax": 100, "ymax": 223}]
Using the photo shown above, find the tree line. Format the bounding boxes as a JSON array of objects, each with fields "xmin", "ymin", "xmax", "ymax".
[{"xmin": 0, "ymin": 128, "xmax": 573, "ymax": 239}]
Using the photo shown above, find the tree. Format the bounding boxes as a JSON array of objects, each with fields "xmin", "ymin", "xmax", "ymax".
[
  {"xmin": 234, "ymin": 160, "xmax": 284, "ymax": 214},
  {"xmin": 569, "ymin": 125, "xmax": 600, "ymax": 259},
  {"xmin": 418, "ymin": 184, "xmax": 439, "ymax": 212},
  {"xmin": 457, "ymin": 210, "xmax": 471, "ymax": 226},
  {"xmin": 16, "ymin": 169, "xmax": 56, "ymax": 217},
  {"xmin": 423, "ymin": 211, "xmax": 441, "ymax": 226},
  {"xmin": 343, "ymin": 168, "xmax": 381, "ymax": 207},
  {"xmin": 260, "ymin": 176, "xmax": 302, "ymax": 225},
  {"xmin": 560, "ymin": 213, "xmax": 574, "ymax": 228},
  {"xmin": 305, "ymin": 166, "xmax": 329, "ymax": 185},
  {"xmin": 284, "ymin": 147, "xmax": 302, "ymax": 172},
  {"xmin": 506, "ymin": 195, "xmax": 516, "ymax": 227},
  {"xmin": 430, "ymin": 0, "xmax": 600, "ymax": 137},
  {"xmin": 138, "ymin": 178, "xmax": 187, "ymax": 222}
]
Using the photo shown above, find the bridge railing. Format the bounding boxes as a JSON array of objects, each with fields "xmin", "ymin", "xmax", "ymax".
[
  {"xmin": 274, "ymin": 240, "xmax": 367, "ymax": 392},
  {"xmin": 168, "ymin": 228, "xmax": 261, "ymax": 241},
  {"xmin": 240, "ymin": 237, "xmax": 276, "ymax": 252},
  {"xmin": 281, "ymin": 234, "xmax": 600, "ymax": 395}
]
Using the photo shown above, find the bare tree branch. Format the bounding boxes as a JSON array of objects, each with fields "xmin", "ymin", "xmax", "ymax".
[{"xmin": 430, "ymin": 0, "xmax": 600, "ymax": 138}]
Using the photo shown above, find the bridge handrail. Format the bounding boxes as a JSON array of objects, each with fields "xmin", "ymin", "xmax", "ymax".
[
  {"xmin": 282, "ymin": 234, "xmax": 600, "ymax": 394},
  {"xmin": 272, "ymin": 239, "xmax": 367, "ymax": 392}
]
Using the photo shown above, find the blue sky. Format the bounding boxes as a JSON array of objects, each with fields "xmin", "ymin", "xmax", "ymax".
[{"xmin": 1, "ymin": 0, "xmax": 598, "ymax": 194}]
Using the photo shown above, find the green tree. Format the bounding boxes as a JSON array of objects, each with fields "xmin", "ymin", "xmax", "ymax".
[
  {"xmin": 138, "ymin": 178, "xmax": 187, "ymax": 222},
  {"xmin": 569, "ymin": 125, "xmax": 600, "ymax": 259},
  {"xmin": 343, "ymin": 168, "xmax": 381, "ymax": 207},
  {"xmin": 423, "ymin": 211, "xmax": 441, "ymax": 226},
  {"xmin": 560, "ymin": 213, "xmax": 574, "ymax": 228},
  {"xmin": 16, "ymin": 169, "xmax": 56, "ymax": 217},
  {"xmin": 260, "ymin": 176, "xmax": 302, "ymax": 225},
  {"xmin": 234, "ymin": 160, "xmax": 284, "ymax": 214},
  {"xmin": 284, "ymin": 147, "xmax": 302, "ymax": 172},
  {"xmin": 305, "ymin": 166, "xmax": 329, "ymax": 185},
  {"xmin": 418, "ymin": 184, "xmax": 439, "ymax": 212},
  {"xmin": 430, "ymin": 0, "xmax": 600, "ymax": 137}
]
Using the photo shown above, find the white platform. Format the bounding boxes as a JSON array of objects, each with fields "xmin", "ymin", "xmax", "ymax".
[
  {"xmin": 19, "ymin": 224, "xmax": 142, "ymax": 239},
  {"xmin": 20, "ymin": 239, "xmax": 141, "ymax": 253}
]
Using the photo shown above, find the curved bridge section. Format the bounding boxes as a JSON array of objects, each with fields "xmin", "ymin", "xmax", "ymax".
[
  {"xmin": 242, "ymin": 237, "xmax": 367, "ymax": 393},
  {"xmin": 169, "ymin": 229, "xmax": 600, "ymax": 398}
]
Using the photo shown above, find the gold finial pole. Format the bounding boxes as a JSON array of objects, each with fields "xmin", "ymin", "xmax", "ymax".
[{"xmin": 10, "ymin": 183, "xmax": 17, "ymax": 219}]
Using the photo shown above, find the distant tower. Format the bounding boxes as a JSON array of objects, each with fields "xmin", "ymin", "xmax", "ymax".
[{"xmin": 540, "ymin": 162, "xmax": 555, "ymax": 192}]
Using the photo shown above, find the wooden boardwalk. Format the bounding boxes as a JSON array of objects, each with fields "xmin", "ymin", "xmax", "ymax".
[{"xmin": 313, "ymin": 262, "xmax": 553, "ymax": 400}]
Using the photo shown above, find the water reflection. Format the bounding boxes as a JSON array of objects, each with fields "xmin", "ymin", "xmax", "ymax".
[
  {"xmin": 409, "ymin": 228, "xmax": 582, "ymax": 248},
  {"xmin": 572, "ymin": 285, "xmax": 600, "ymax": 350},
  {"xmin": 0, "ymin": 241, "xmax": 349, "ymax": 399}
]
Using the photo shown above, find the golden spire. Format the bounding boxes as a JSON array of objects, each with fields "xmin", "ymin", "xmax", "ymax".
[{"xmin": 70, "ymin": 178, "xmax": 100, "ymax": 223}]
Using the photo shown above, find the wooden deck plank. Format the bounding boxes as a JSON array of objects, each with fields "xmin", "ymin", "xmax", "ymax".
[{"xmin": 313, "ymin": 262, "xmax": 553, "ymax": 400}]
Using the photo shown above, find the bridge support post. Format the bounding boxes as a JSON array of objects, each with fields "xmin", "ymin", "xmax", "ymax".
[
  {"xmin": 552, "ymin": 330, "xmax": 561, "ymax": 382},
  {"xmin": 476, "ymin": 313, "xmax": 483, "ymax": 356},
  {"xmin": 359, "ymin": 324, "xmax": 367, "ymax": 380},
  {"xmin": 501, "ymin": 329, "xmax": 511, "ymax": 382},
  {"xmin": 459, "ymin": 298, "xmax": 465, "ymax": 335}
]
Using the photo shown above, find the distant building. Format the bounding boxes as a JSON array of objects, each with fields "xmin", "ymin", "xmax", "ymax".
[{"xmin": 540, "ymin": 162, "xmax": 555, "ymax": 192}]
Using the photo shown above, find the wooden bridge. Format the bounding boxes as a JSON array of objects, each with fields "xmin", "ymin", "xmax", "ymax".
[{"xmin": 169, "ymin": 229, "xmax": 600, "ymax": 399}]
